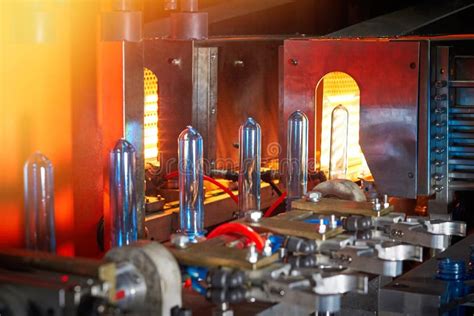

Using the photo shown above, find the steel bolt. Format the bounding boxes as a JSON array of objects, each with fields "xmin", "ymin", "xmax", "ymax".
[
  {"xmin": 329, "ymin": 214, "xmax": 337, "ymax": 229},
  {"xmin": 383, "ymin": 195, "xmax": 389, "ymax": 209},
  {"xmin": 319, "ymin": 223, "xmax": 327, "ymax": 234},
  {"xmin": 169, "ymin": 58, "xmax": 181, "ymax": 66},
  {"xmin": 373, "ymin": 198, "xmax": 381, "ymax": 212},
  {"xmin": 247, "ymin": 243, "xmax": 259, "ymax": 264},
  {"xmin": 263, "ymin": 238, "xmax": 273, "ymax": 257},
  {"xmin": 234, "ymin": 60, "xmax": 244, "ymax": 67}
]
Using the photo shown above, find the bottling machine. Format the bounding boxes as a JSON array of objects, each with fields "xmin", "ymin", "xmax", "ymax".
[{"xmin": 2, "ymin": 1, "xmax": 474, "ymax": 315}]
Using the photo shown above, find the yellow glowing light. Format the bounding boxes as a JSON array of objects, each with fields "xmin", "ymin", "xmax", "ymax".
[
  {"xmin": 317, "ymin": 72, "xmax": 371, "ymax": 181},
  {"xmin": 144, "ymin": 68, "xmax": 159, "ymax": 165}
]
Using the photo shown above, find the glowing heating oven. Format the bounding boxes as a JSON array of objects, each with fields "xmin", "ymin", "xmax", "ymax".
[
  {"xmin": 144, "ymin": 68, "xmax": 159, "ymax": 166},
  {"xmin": 283, "ymin": 36, "xmax": 474, "ymax": 217}
]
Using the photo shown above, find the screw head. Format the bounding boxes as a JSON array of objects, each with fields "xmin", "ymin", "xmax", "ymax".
[{"xmin": 289, "ymin": 58, "xmax": 298, "ymax": 66}]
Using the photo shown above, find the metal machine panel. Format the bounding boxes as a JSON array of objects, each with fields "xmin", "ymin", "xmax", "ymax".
[
  {"xmin": 198, "ymin": 38, "xmax": 282, "ymax": 168},
  {"xmin": 283, "ymin": 39, "xmax": 420, "ymax": 198},
  {"xmin": 144, "ymin": 39, "xmax": 194, "ymax": 173}
]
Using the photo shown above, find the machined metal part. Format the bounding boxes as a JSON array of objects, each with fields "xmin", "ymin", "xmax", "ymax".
[
  {"xmin": 106, "ymin": 241, "xmax": 182, "ymax": 315},
  {"xmin": 113, "ymin": 261, "xmax": 147, "ymax": 310},
  {"xmin": 329, "ymin": 246, "xmax": 403, "ymax": 277},
  {"xmin": 256, "ymin": 267, "xmax": 367, "ymax": 313},
  {"xmin": 423, "ymin": 219, "xmax": 466, "ymax": 237},
  {"xmin": 356, "ymin": 240, "xmax": 423, "ymax": 262},
  {"xmin": 374, "ymin": 212, "xmax": 406, "ymax": 227},
  {"xmin": 296, "ymin": 268, "xmax": 368, "ymax": 295},
  {"xmin": 246, "ymin": 263, "xmax": 292, "ymax": 284},
  {"xmin": 317, "ymin": 234, "xmax": 355, "ymax": 252},
  {"xmin": 388, "ymin": 222, "xmax": 452, "ymax": 250},
  {"xmin": 248, "ymin": 284, "xmax": 341, "ymax": 314}
]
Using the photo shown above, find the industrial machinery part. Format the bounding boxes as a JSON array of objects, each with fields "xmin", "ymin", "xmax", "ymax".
[
  {"xmin": 239, "ymin": 117, "xmax": 262, "ymax": 217},
  {"xmin": 286, "ymin": 110, "xmax": 309, "ymax": 208},
  {"xmin": 23, "ymin": 152, "xmax": 56, "ymax": 253},
  {"xmin": 110, "ymin": 139, "xmax": 139, "ymax": 248},
  {"xmin": 0, "ymin": 241, "xmax": 183, "ymax": 316},
  {"xmin": 248, "ymin": 263, "xmax": 368, "ymax": 314},
  {"xmin": 178, "ymin": 126, "xmax": 205, "ymax": 240},
  {"xmin": 169, "ymin": 0, "xmax": 208, "ymax": 40},
  {"xmin": 387, "ymin": 220, "xmax": 466, "ymax": 250},
  {"xmin": 328, "ymin": 246, "xmax": 403, "ymax": 277},
  {"xmin": 357, "ymin": 240, "xmax": 423, "ymax": 262},
  {"xmin": 106, "ymin": 241, "xmax": 183, "ymax": 315},
  {"xmin": 379, "ymin": 233, "xmax": 474, "ymax": 315}
]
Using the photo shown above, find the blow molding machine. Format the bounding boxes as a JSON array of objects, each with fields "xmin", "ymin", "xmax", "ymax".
[{"xmin": 3, "ymin": 1, "xmax": 474, "ymax": 316}]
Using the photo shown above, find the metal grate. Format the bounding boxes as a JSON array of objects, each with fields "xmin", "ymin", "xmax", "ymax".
[{"xmin": 144, "ymin": 68, "xmax": 159, "ymax": 165}]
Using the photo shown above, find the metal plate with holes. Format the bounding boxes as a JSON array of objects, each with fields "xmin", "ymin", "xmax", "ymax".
[
  {"xmin": 245, "ymin": 210, "xmax": 343, "ymax": 240},
  {"xmin": 169, "ymin": 237, "xmax": 279, "ymax": 270}
]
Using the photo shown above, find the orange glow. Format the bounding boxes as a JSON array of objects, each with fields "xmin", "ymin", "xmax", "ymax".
[
  {"xmin": 316, "ymin": 72, "xmax": 371, "ymax": 181},
  {"xmin": 0, "ymin": 1, "xmax": 102, "ymax": 256}
]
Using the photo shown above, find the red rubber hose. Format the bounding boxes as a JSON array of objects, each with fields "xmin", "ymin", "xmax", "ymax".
[
  {"xmin": 163, "ymin": 171, "xmax": 239, "ymax": 204},
  {"xmin": 263, "ymin": 192, "xmax": 287, "ymax": 218},
  {"xmin": 207, "ymin": 222, "xmax": 265, "ymax": 251}
]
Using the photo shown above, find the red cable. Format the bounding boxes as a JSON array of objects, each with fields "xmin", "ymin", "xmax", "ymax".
[
  {"xmin": 203, "ymin": 175, "xmax": 239, "ymax": 204},
  {"xmin": 164, "ymin": 171, "xmax": 178, "ymax": 180},
  {"xmin": 163, "ymin": 171, "xmax": 239, "ymax": 204},
  {"xmin": 207, "ymin": 222, "xmax": 265, "ymax": 251},
  {"xmin": 264, "ymin": 192, "xmax": 287, "ymax": 218}
]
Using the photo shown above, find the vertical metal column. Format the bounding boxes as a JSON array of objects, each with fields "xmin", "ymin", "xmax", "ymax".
[{"xmin": 192, "ymin": 46, "xmax": 218, "ymax": 170}]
